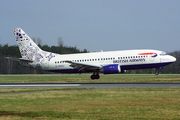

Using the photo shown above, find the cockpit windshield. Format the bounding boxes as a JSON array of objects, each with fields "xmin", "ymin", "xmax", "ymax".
[{"xmin": 159, "ymin": 52, "xmax": 167, "ymax": 56}]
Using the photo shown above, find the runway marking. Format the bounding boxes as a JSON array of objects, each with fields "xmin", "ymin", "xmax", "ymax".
[
  {"xmin": 0, "ymin": 84, "xmax": 81, "ymax": 87},
  {"xmin": 1, "ymin": 83, "xmax": 180, "ymax": 89}
]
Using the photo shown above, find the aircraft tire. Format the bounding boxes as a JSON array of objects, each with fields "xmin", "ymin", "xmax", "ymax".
[
  {"xmin": 91, "ymin": 75, "xmax": 100, "ymax": 80},
  {"xmin": 96, "ymin": 74, "xmax": 100, "ymax": 79},
  {"xmin": 155, "ymin": 71, "xmax": 159, "ymax": 75}
]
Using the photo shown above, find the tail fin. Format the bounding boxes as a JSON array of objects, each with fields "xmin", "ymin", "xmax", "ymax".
[
  {"xmin": 13, "ymin": 28, "xmax": 43, "ymax": 61},
  {"xmin": 13, "ymin": 28, "xmax": 56, "ymax": 69},
  {"xmin": 14, "ymin": 28, "xmax": 56, "ymax": 64}
]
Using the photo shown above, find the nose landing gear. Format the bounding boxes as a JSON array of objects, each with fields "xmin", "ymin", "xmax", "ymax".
[
  {"xmin": 155, "ymin": 71, "xmax": 159, "ymax": 75},
  {"xmin": 155, "ymin": 66, "xmax": 164, "ymax": 75}
]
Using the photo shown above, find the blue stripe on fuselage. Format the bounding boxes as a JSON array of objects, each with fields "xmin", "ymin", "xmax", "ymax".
[
  {"xmin": 121, "ymin": 62, "xmax": 173, "ymax": 70},
  {"xmin": 48, "ymin": 62, "xmax": 173, "ymax": 73}
]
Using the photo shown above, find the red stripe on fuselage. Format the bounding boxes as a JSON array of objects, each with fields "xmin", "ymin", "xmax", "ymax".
[{"xmin": 138, "ymin": 53, "xmax": 157, "ymax": 55}]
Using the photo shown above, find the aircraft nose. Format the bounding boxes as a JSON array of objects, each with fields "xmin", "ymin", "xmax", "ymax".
[{"xmin": 171, "ymin": 56, "xmax": 176, "ymax": 62}]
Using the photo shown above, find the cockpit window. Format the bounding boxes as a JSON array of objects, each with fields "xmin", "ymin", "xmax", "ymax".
[{"xmin": 160, "ymin": 52, "xmax": 167, "ymax": 56}]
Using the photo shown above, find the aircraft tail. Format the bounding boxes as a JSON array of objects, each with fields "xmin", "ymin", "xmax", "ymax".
[{"xmin": 13, "ymin": 28, "xmax": 56, "ymax": 63}]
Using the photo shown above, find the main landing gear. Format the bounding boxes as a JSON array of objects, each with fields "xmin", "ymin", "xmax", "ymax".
[{"xmin": 91, "ymin": 72, "xmax": 100, "ymax": 80}]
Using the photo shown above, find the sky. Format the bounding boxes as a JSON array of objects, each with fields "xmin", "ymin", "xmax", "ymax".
[{"xmin": 0, "ymin": 0, "xmax": 180, "ymax": 52}]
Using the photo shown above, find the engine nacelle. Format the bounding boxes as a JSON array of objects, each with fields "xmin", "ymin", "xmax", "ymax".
[{"xmin": 103, "ymin": 64, "xmax": 125, "ymax": 74}]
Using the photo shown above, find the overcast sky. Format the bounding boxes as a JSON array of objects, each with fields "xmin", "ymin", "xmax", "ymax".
[{"xmin": 0, "ymin": 0, "xmax": 180, "ymax": 52}]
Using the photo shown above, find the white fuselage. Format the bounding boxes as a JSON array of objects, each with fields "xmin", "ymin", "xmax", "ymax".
[{"xmin": 35, "ymin": 49, "xmax": 176, "ymax": 73}]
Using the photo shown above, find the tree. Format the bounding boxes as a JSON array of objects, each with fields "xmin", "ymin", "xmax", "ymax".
[
  {"xmin": 37, "ymin": 37, "xmax": 43, "ymax": 47},
  {"xmin": 58, "ymin": 37, "xmax": 63, "ymax": 47},
  {"xmin": 32, "ymin": 37, "xmax": 36, "ymax": 44}
]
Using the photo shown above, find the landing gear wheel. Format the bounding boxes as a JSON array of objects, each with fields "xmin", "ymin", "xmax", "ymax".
[
  {"xmin": 91, "ymin": 74, "xmax": 100, "ymax": 80},
  {"xmin": 96, "ymin": 74, "xmax": 100, "ymax": 79},
  {"xmin": 91, "ymin": 75, "xmax": 95, "ymax": 80},
  {"xmin": 155, "ymin": 71, "xmax": 159, "ymax": 75}
]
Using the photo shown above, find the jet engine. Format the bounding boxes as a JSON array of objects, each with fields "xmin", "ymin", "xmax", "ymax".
[{"xmin": 103, "ymin": 64, "xmax": 125, "ymax": 74}]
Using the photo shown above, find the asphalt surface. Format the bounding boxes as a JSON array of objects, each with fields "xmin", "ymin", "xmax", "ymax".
[{"xmin": 0, "ymin": 82, "xmax": 180, "ymax": 89}]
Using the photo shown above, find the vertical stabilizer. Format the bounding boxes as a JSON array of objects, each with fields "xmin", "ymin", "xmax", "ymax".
[
  {"xmin": 13, "ymin": 28, "xmax": 56, "ymax": 69},
  {"xmin": 14, "ymin": 28, "xmax": 42, "ymax": 60}
]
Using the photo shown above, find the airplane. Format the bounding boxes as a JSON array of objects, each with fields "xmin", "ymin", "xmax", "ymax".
[{"xmin": 9, "ymin": 28, "xmax": 176, "ymax": 79}]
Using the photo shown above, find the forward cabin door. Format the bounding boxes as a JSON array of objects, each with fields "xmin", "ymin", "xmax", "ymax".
[{"xmin": 149, "ymin": 55, "xmax": 154, "ymax": 61}]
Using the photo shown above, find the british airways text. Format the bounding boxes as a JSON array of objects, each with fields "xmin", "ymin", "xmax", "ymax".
[{"xmin": 113, "ymin": 58, "xmax": 145, "ymax": 63}]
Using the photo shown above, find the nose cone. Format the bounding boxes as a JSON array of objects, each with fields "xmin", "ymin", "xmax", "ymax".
[
  {"xmin": 171, "ymin": 56, "xmax": 176, "ymax": 62},
  {"xmin": 161, "ymin": 55, "xmax": 176, "ymax": 63}
]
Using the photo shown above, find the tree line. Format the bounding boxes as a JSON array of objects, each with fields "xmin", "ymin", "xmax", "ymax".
[
  {"xmin": 0, "ymin": 42, "xmax": 179, "ymax": 74},
  {"xmin": 0, "ymin": 41, "xmax": 88, "ymax": 74}
]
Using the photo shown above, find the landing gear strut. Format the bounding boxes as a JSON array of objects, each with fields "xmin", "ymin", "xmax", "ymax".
[
  {"xmin": 155, "ymin": 68, "xmax": 159, "ymax": 75},
  {"xmin": 155, "ymin": 71, "xmax": 159, "ymax": 75},
  {"xmin": 91, "ymin": 72, "xmax": 100, "ymax": 80}
]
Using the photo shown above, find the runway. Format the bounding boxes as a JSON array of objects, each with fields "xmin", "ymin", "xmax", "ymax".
[{"xmin": 0, "ymin": 82, "xmax": 180, "ymax": 89}]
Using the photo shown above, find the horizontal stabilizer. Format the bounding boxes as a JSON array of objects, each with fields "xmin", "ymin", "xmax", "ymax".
[{"xmin": 6, "ymin": 57, "xmax": 33, "ymax": 63}]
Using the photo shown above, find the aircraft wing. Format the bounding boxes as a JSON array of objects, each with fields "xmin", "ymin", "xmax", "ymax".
[
  {"xmin": 6, "ymin": 57, "xmax": 33, "ymax": 62},
  {"xmin": 65, "ymin": 61, "xmax": 102, "ymax": 71}
]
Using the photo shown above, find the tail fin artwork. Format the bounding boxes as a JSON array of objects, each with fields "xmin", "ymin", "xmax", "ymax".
[
  {"xmin": 14, "ymin": 28, "xmax": 43, "ymax": 60},
  {"xmin": 13, "ymin": 28, "xmax": 56, "ymax": 69}
]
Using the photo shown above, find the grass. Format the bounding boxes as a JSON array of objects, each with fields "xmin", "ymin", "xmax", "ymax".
[
  {"xmin": 0, "ymin": 74, "xmax": 180, "ymax": 119},
  {"xmin": 0, "ymin": 88, "xmax": 86, "ymax": 94},
  {"xmin": 0, "ymin": 74, "xmax": 180, "ymax": 83},
  {"xmin": 0, "ymin": 88, "xmax": 180, "ymax": 119}
]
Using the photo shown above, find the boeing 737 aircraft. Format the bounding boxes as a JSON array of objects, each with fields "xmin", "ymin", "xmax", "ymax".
[{"xmin": 10, "ymin": 28, "xmax": 176, "ymax": 79}]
